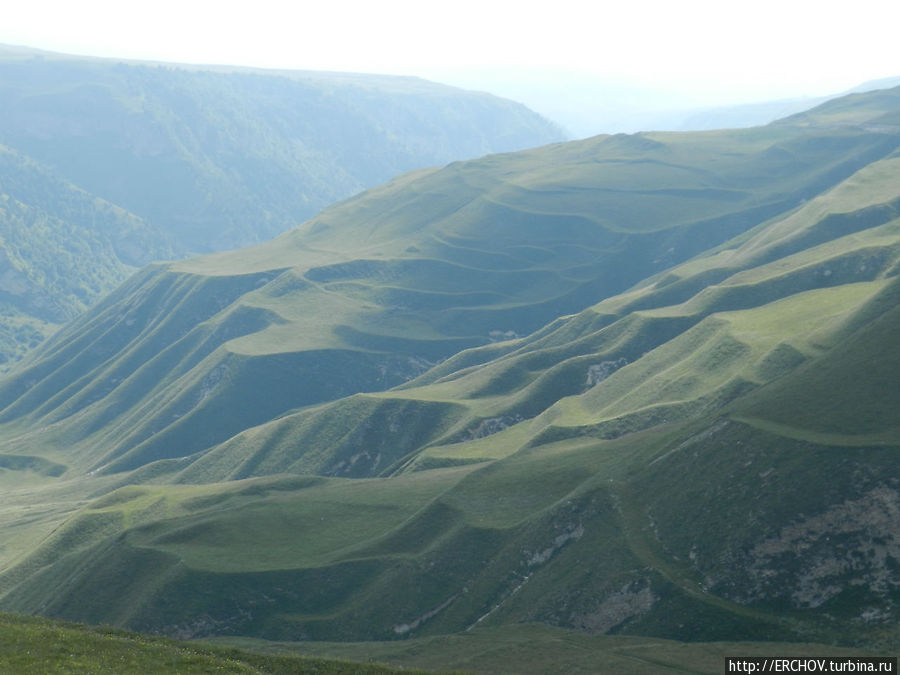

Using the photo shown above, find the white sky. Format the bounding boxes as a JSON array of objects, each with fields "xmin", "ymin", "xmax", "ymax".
[{"xmin": 3, "ymin": 0, "xmax": 899, "ymax": 103}]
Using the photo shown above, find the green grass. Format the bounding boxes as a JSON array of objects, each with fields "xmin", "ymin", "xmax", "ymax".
[
  {"xmin": 731, "ymin": 277, "xmax": 900, "ymax": 437},
  {"xmin": 5, "ymin": 612, "xmax": 889, "ymax": 674},
  {"xmin": 3, "ymin": 384, "xmax": 900, "ymax": 647},
  {"xmin": 1, "ymin": 97, "xmax": 896, "ymax": 481},
  {"xmin": 543, "ymin": 279, "xmax": 887, "ymax": 431},
  {"xmin": 0, "ymin": 47, "xmax": 563, "ymax": 370},
  {"xmin": 778, "ymin": 86, "xmax": 900, "ymax": 128},
  {"xmin": 0, "ymin": 613, "xmax": 418, "ymax": 674},
  {"xmin": 217, "ymin": 623, "xmax": 892, "ymax": 675},
  {"xmin": 8, "ymin": 410, "xmax": 898, "ymax": 646},
  {"xmin": 2, "ymin": 87, "xmax": 900, "ymax": 657},
  {"xmin": 132, "ymin": 469, "xmax": 478, "ymax": 571}
]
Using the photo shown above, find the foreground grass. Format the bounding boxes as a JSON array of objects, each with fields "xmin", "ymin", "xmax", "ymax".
[
  {"xmin": 0, "ymin": 613, "xmax": 419, "ymax": 674},
  {"xmin": 217, "ymin": 623, "xmax": 894, "ymax": 675},
  {"xmin": 2, "ymin": 612, "xmax": 892, "ymax": 675}
]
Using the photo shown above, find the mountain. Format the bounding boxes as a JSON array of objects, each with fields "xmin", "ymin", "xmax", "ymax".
[
  {"xmin": 1, "ymin": 86, "xmax": 900, "ymax": 663},
  {"xmin": 0, "ymin": 88, "xmax": 895, "ymax": 476},
  {"xmin": 0, "ymin": 144, "xmax": 173, "ymax": 367},
  {"xmin": 0, "ymin": 44, "xmax": 561, "ymax": 253},
  {"xmin": 0, "ymin": 45, "xmax": 563, "ymax": 370},
  {"xmin": 674, "ymin": 96, "xmax": 833, "ymax": 131},
  {"xmin": 672, "ymin": 78, "xmax": 900, "ymax": 132},
  {"xmin": 0, "ymin": 45, "xmax": 564, "ymax": 255},
  {"xmin": 429, "ymin": 65, "xmax": 900, "ymax": 137},
  {"xmin": 0, "ymin": 45, "xmax": 567, "ymax": 255}
]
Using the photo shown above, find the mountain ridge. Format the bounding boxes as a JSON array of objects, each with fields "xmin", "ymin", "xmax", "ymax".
[
  {"xmin": 0, "ymin": 43, "xmax": 565, "ymax": 254},
  {"xmin": 1, "ymin": 86, "xmax": 899, "ymax": 657},
  {"xmin": 0, "ymin": 44, "xmax": 564, "ymax": 369}
]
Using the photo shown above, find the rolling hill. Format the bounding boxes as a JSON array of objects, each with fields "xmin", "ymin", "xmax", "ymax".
[
  {"xmin": 0, "ymin": 98, "xmax": 897, "ymax": 477},
  {"xmin": 5, "ymin": 612, "xmax": 890, "ymax": 674},
  {"xmin": 0, "ymin": 44, "xmax": 563, "ymax": 371},
  {"xmin": 0, "ymin": 612, "xmax": 411, "ymax": 674},
  {"xmin": 1, "ymin": 86, "xmax": 900, "ymax": 666}
]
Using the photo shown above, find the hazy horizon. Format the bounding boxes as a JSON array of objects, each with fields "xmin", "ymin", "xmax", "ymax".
[{"xmin": 5, "ymin": 0, "xmax": 900, "ymax": 136}]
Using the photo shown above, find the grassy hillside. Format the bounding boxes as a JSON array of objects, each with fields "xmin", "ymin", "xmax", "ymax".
[
  {"xmin": 3, "ymin": 613, "xmax": 887, "ymax": 674},
  {"xmin": 0, "ymin": 44, "xmax": 563, "ymax": 370},
  {"xmin": 0, "ymin": 612, "xmax": 412, "ymax": 673},
  {"xmin": 1, "ymin": 87, "xmax": 900, "ymax": 664},
  {"xmin": 221, "ymin": 624, "xmax": 893, "ymax": 675},
  {"xmin": 0, "ymin": 44, "xmax": 564, "ymax": 255},
  {"xmin": 4, "ymin": 221, "xmax": 900, "ymax": 647},
  {"xmin": 0, "ymin": 95, "xmax": 897, "ymax": 477}
]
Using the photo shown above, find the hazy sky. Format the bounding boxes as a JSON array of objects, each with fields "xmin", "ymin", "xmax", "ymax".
[{"xmin": 3, "ymin": 0, "xmax": 899, "ymax": 103}]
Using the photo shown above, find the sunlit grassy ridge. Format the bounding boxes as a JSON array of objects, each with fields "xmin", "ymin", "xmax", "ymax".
[
  {"xmin": 0, "ymin": 44, "xmax": 563, "ymax": 371},
  {"xmin": 1, "ymin": 87, "xmax": 900, "ymax": 663},
  {"xmin": 0, "ymin": 101, "xmax": 897, "ymax": 479},
  {"xmin": 183, "ymin": 146, "xmax": 900, "ymax": 478}
]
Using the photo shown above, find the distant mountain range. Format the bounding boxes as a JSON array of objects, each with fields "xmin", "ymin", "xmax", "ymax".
[
  {"xmin": 1, "ymin": 84, "xmax": 899, "ymax": 663},
  {"xmin": 429, "ymin": 65, "xmax": 900, "ymax": 137},
  {"xmin": 0, "ymin": 45, "xmax": 564, "ymax": 368},
  {"xmin": 674, "ymin": 76, "xmax": 900, "ymax": 132}
]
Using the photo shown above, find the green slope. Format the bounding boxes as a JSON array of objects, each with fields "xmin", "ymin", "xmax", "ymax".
[
  {"xmin": 0, "ymin": 93, "xmax": 897, "ymax": 477},
  {"xmin": 4, "ymin": 613, "xmax": 887, "ymax": 675},
  {"xmin": 0, "ymin": 44, "xmax": 563, "ymax": 369},
  {"xmin": 0, "ymin": 612, "xmax": 412, "ymax": 674},
  {"xmin": 159, "ymin": 142, "xmax": 900, "ymax": 480},
  {"xmin": 224, "ymin": 625, "xmax": 892, "ymax": 675},
  {"xmin": 0, "ymin": 44, "xmax": 564, "ymax": 255},
  {"xmin": 4, "ymin": 211, "xmax": 900, "ymax": 647},
  {"xmin": 5, "ymin": 314, "xmax": 900, "ymax": 645},
  {"xmin": 2, "ymin": 87, "xmax": 900, "ymax": 659}
]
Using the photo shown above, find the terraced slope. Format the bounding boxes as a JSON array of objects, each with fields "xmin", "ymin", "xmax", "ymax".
[
  {"xmin": 1, "ymin": 87, "xmax": 900, "ymax": 657},
  {"xmin": 1, "ymin": 100, "xmax": 897, "ymax": 478},
  {"xmin": 4, "ymin": 288, "xmax": 899, "ymax": 643},
  {"xmin": 0, "ymin": 45, "xmax": 565, "ymax": 371}
]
